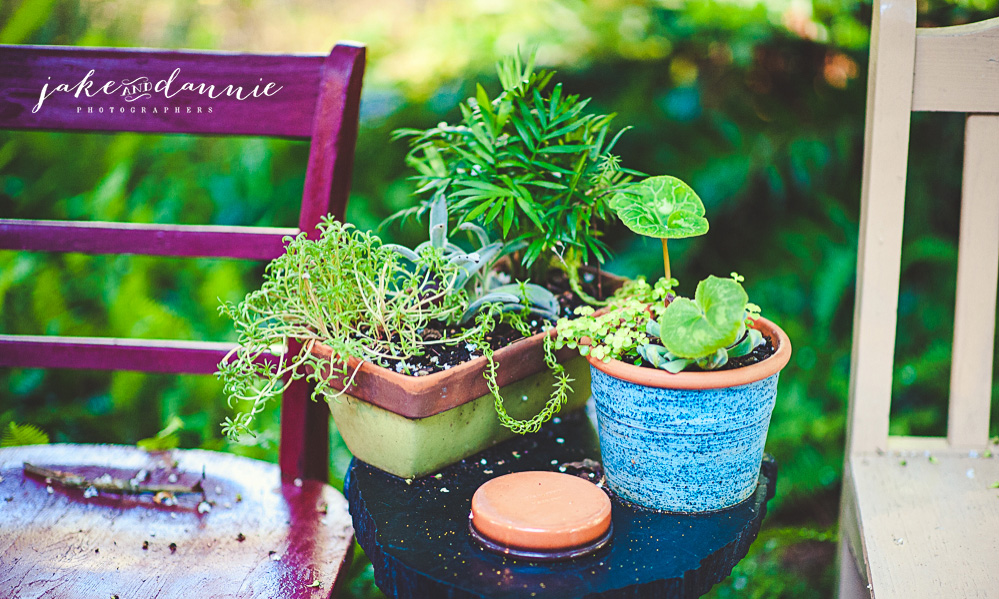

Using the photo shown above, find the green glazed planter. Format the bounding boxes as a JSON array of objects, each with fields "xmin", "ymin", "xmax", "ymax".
[
  {"xmin": 312, "ymin": 269, "xmax": 627, "ymax": 479},
  {"xmin": 326, "ymin": 354, "xmax": 590, "ymax": 479}
]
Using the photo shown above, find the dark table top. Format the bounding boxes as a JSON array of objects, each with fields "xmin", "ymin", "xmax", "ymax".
[{"xmin": 346, "ymin": 411, "xmax": 776, "ymax": 599}]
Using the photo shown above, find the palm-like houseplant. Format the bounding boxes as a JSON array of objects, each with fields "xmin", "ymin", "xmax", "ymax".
[{"xmin": 218, "ymin": 54, "xmax": 647, "ymax": 478}]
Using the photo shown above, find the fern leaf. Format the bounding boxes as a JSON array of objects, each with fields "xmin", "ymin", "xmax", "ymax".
[{"xmin": 1, "ymin": 422, "xmax": 50, "ymax": 447}]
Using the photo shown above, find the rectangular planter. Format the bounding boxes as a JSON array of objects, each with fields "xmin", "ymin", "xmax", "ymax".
[
  {"xmin": 311, "ymin": 269, "xmax": 626, "ymax": 479},
  {"xmin": 327, "ymin": 354, "xmax": 591, "ymax": 479}
]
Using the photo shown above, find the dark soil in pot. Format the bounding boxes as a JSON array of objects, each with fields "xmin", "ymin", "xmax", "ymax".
[
  {"xmin": 630, "ymin": 334, "xmax": 778, "ymax": 373},
  {"xmin": 337, "ymin": 268, "xmax": 625, "ymax": 377}
]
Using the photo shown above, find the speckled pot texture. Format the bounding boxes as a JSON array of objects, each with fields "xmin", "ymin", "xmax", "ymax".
[{"xmin": 589, "ymin": 317, "xmax": 791, "ymax": 513}]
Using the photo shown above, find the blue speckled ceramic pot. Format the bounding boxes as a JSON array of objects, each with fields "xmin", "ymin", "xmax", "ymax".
[{"xmin": 589, "ymin": 317, "xmax": 791, "ymax": 513}]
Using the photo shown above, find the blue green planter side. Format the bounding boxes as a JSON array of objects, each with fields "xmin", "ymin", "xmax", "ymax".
[{"xmin": 591, "ymin": 367, "xmax": 780, "ymax": 513}]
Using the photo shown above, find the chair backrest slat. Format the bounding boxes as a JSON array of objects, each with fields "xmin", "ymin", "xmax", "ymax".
[
  {"xmin": 0, "ymin": 335, "xmax": 235, "ymax": 374},
  {"xmin": 912, "ymin": 19, "xmax": 999, "ymax": 113},
  {"xmin": 849, "ymin": 1, "xmax": 999, "ymax": 455},
  {"xmin": 0, "ymin": 219, "xmax": 296, "ymax": 259},
  {"xmin": 846, "ymin": 0, "xmax": 917, "ymax": 455},
  {"xmin": 0, "ymin": 46, "xmax": 326, "ymax": 137},
  {"xmin": 947, "ymin": 114, "xmax": 999, "ymax": 448}
]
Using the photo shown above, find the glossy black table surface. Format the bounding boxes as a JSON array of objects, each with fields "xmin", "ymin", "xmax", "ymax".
[{"xmin": 345, "ymin": 411, "xmax": 776, "ymax": 599}]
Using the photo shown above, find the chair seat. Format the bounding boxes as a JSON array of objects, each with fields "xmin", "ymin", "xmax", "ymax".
[
  {"xmin": 844, "ymin": 447, "xmax": 999, "ymax": 598},
  {"xmin": 0, "ymin": 444, "xmax": 353, "ymax": 599}
]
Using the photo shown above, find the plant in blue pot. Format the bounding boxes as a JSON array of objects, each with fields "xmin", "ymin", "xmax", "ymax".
[{"xmin": 552, "ymin": 176, "xmax": 791, "ymax": 512}]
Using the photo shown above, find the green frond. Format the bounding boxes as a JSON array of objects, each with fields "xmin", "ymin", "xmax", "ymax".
[{"xmin": 1, "ymin": 422, "xmax": 50, "ymax": 447}]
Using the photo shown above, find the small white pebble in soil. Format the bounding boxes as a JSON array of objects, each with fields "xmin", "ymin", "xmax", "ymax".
[
  {"xmin": 466, "ymin": 343, "xmax": 477, "ymax": 352},
  {"xmin": 215, "ymin": 486, "xmax": 222, "ymax": 494},
  {"xmin": 893, "ymin": 537, "xmax": 905, "ymax": 546},
  {"xmin": 294, "ymin": 478, "xmax": 303, "ymax": 488},
  {"xmin": 197, "ymin": 501, "xmax": 212, "ymax": 514},
  {"xmin": 129, "ymin": 469, "xmax": 148, "ymax": 486},
  {"xmin": 967, "ymin": 468, "xmax": 975, "ymax": 479},
  {"xmin": 443, "ymin": 364, "xmax": 451, "ymax": 370},
  {"xmin": 430, "ymin": 356, "xmax": 439, "ymax": 363},
  {"xmin": 556, "ymin": 438, "xmax": 565, "ymax": 444},
  {"xmin": 270, "ymin": 552, "xmax": 282, "ymax": 561},
  {"xmin": 95, "ymin": 474, "xmax": 113, "ymax": 485},
  {"xmin": 484, "ymin": 470, "xmax": 493, "ymax": 474},
  {"xmin": 553, "ymin": 417, "xmax": 561, "ymax": 424},
  {"xmin": 480, "ymin": 459, "xmax": 487, "ymax": 465},
  {"xmin": 441, "ymin": 488, "xmax": 449, "ymax": 493},
  {"xmin": 558, "ymin": 466, "xmax": 567, "ymax": 472},
  {"xmin": 531, "ymin": 321, "xmax": 538, "ymax": 327},
  {"xmin": 520, "ymin": 395, "xmax": 529, "ymax": 402},
  {"xmin": 551, "ymin": 460, "xmax": 558, "ymax": 465},
  {"xmin": 46, "ymin": 485, "xmax": 54, "ymax": 494},
  {"xmin": 83, "ymin": 485, "xmax": 99, "ymax": 499},
  {"xmin": 167, "ymin": 473, "xmax": 178, "ymax": 484}
]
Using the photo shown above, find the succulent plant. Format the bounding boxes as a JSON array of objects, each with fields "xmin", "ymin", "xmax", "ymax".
[
  {"xmin": 385, "ymin": 192, "xmax": 559, "ymax": 324},
  {"xmin": 638, "ymin": 274, "xmax": 764, "ymax": 373}
]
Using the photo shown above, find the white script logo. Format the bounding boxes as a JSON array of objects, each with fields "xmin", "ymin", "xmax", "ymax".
[{"xmin": 33, "ymin": 68, "xmax": 283, "ymax": 113}]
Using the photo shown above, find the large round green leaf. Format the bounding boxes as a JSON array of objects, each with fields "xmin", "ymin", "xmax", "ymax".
[
  {"xmin": 609, "ymin": 175, "xmax": 708, "ymax": 239},
  {"xmin": 658, "ymin": 275, "xmax": 747, "ymax": 359}
]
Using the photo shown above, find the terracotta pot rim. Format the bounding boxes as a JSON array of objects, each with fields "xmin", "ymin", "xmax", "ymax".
[
  {"xmin": 586, "ymin": 316, "xmax": 791, "ymax": 390},
  {"xmin": 308, "ymin": 326, "xmax": 552, "ymax": 393}
]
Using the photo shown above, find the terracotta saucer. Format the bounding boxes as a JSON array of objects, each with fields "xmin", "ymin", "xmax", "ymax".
[{"xmin": 469, "ymin": 471, "xmax": 612, "ymax": 560}]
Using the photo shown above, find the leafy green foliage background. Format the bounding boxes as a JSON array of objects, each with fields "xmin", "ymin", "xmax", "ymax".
[{"xmin": 3, "ymin": 0, "xmax": 999, "ymax": 596}]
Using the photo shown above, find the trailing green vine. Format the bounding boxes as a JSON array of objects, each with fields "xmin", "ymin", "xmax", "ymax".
[{"xmin": 468, "ymin": 302, "xmax": 572, "ymax": 435}]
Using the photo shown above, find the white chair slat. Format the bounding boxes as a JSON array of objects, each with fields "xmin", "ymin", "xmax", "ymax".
[
  {"xmin": 947, "ymin": 114, "xmax": 999, "ymax": 447},
  {"xmin": 846, "ymin": 0, "xmax": 918, "ymax": 455}
]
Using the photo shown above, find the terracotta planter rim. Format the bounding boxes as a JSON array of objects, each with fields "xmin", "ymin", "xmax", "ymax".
[
  {"xmin": 586, "ymin": 316, "xmax": 791, "ymax": 390},
  {"xmin": 309, "ymin": 327, "xmax": 550, "ymax": 393}
]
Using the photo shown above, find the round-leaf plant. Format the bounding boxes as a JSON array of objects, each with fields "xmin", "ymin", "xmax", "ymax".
[
  {"xmin": 639, "ymin": 274, "xmax": 765, "ymax": 373},
  {"xmin": 609, "ymin": 175, "xmax": 707, "ymax": 280},
  {"xmin": 556, "ymin": 171, "xmax": 767, "ymax": 374}
]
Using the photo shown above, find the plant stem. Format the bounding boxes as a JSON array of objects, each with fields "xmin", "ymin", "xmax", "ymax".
[
  {"xmin": 596, "ymin": 262, "xmax": 603, "ymax": 300},
  {"xmin": 661, "ymin": 238, "xmax": 671, "ymax": 280},
  {"xmin": 24, "ymin": 463, "xmax": 204, "ymax": 495}
]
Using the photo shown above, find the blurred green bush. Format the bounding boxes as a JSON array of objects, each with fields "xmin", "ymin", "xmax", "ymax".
[{"xmin": 2, "ymin": 0, "xmax": 998, "ymax": 597}]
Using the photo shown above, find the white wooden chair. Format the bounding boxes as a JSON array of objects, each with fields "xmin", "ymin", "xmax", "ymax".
[{"xmin": 838, "ymin": 1, "xmax": 999, "ymax": 597}]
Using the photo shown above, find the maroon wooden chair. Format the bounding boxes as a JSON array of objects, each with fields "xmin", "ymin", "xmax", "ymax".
[{"xmin": 0, "ymin": 44, "xmax": 365, "ymax": 598}]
